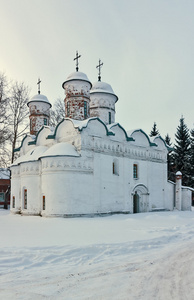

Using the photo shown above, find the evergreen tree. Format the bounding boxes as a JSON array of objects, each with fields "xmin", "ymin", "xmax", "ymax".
[
  {"xmin": 165, "ymin": 134, "xmax": 171, "ymax": 146},
  {"xmin": 188, "ymin": 129, "xmax": 194, "ymax": 188},
  {"xmin": 165, "ymin": 134, "xmax": 175, "ymax": 181},
  {"xmin": 174, "ymin": 116, "xmax": 190, "ymax": 186},
  {"xmin": 150, "ymin": 122, "xmax": 159, "ymax": 137}
]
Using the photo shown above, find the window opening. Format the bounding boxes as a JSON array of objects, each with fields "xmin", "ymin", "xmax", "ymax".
[
  {"xmin": 43, "ymin": 196, "xmax": 45, "ymax": 210},
  {"xmin": 44, "ymin": 118, "xmax": 47, "ymax": 125},
  {"xmin": 109, "ymin": 112, "xmax": 111, "ymax": 124},
  {"xmin": 13, "ymin": 196, "xmax": 15, "ymax": 208},
  {"xmin": 84, "ymin": 101, "xmax": 87, "ymax": 118},
  {"xmin": 133, "ymin": 164, "xmax": 138, "ymax": 179},
  {"xmin": 24, "ymin": 189, "xmax": 27, "ymax": 209},
  {"xmin": 113, "ymin": 158, "xmax": 119, "ymax": 175},
  {"xmin": 113, "ymin": 162, "xmax": 115, "ymax": 174},
  {"xmin": 67, "ymin": 101, "xmax": 70, "ymax": 117},
  {"xmin": 0, "ymin": 192, "xmax": 5, "ymax": 203}
]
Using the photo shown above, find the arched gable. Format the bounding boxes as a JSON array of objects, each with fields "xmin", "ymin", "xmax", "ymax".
[
  {"xmin": 108, "ymin": 123, "xmax": 134, "ymax": 142},
  {"xmin": 77, "ymin": 117, "xmax": 113, "ymax": 137},
  {"xmin": 35, "ymin": 126, "xmax": 52, "ymax": 146},
  {"xmin": 49, "ymin": 118, "xmax": 78, "ymax": 141},
  {"xmin": 128, "ymin": 129, "xmax": 156, "ymax": 147},
  {"xmin": 14, "ymin": 135, "xmax": 35, "ymax": 156},
  {"xmin": 153, "ymin": 136, "xmax": 172, "ymax": 151}
]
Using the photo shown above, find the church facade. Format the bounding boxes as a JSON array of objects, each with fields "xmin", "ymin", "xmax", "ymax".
[{"xmin": 10, "ymin": 60, "xmax": 191, "ymax": 217}]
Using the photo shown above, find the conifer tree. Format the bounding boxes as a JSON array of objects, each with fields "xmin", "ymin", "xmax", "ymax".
[
  {"xmin": 150, "ymin": 122, "xmax": 159, "ymax": 137},
  {"xmin": 165, "ymin": 134, "xmax": 175, "ymax": 181},
  {"xmin": 165, "ymin": 134, "xmax": 171, "ymax": 146},
  {"xmin": 174, "ymin": 116, "xmax": 190, "ymax": 185},
  {"xmin": 188, "ymin": 128, "xmax": 194, "ymax": 187}
]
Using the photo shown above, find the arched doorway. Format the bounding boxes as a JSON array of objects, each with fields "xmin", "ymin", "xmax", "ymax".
[
  {"xmin": 133, "ymin": 192, "xmax": 139, "ymax": 213},
  {"xmin": 132, "ymin": 184, "xmax": 149, "ymax": 213}
]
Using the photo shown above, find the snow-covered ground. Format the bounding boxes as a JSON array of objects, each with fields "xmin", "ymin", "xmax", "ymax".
[{"xmin": 1, "ymin": 209, "xmax": 194, "ymax": 300}]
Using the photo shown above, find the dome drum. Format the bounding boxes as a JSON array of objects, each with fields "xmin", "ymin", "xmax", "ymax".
[
  {"xmin": 90, "ymin": 81, "xmax": 118, "ymax": 125},
  {"xmin": 63, "ymin": 72, "xmax": 92, "ymax": 121},
  {"xmin": 28, "ymin": 94, "xmax": 52, "ymax": 136}
]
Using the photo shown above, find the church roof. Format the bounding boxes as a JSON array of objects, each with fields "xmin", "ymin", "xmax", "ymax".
[
  {"xmin": 62, "ymin": 71, "xmax": 92, "ymax": 88},
  {"xmin": 90, "ymin": 81, "xmax": 118, "ymax": 102},
  {"xmin": 27, "ymin": 94, "xmax": 52, "ymax": 107},
  {"xmin": 40, "ymin": 142, "xmax": 80, "ymax": 158}
]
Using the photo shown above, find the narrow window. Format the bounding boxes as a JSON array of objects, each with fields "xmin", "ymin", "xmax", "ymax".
[
  {"xmin": 12, "ymin": 196, "xmax": 15, "ymax": 208},
  {"xmin": 24, "ymin": 189, "xmax": 27, "ymax": 209},
  {"xmin": 109, "ymin": 112, "xmax": 111, "ymax": 124},
  {"xmin": 112, "ymin": 162, "xmax": 115, "ymax": 174},
  {"xmin": 43, "ymin": 196, "xmax": 45, "ymax": 210},
  {"xmin": 44, "ymin": 118, "xmax": 47, "ymax": 125},
  {"xmin": 113, "ymin": 158, "xmax": 119, "ymax": 175},
  {"xmin": 84, "ymin": 101, "xmax": 87, "ymax": 118},
  {"xmin": 133, "ymin": 164, "xmax": 138, "ymax": 179},
  {"xmin": 67, "ymin": 101, "xmax": 70, "ymax": 117}
]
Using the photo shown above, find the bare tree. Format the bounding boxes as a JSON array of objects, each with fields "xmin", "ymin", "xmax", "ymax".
[
  {"xmin": 50, "ymin": 97, "xmax": 65, "ymax": 127},
  {"xmin": 8, "ymin": 81, "xmax": 30, "ymax": 163},
  {"xmin": 0, "ymin": 73, "xmax": 10, "ymax": 144},
  {"xmin": 0, "ymin": 73, "xmax": 11, "ymax": 167}
]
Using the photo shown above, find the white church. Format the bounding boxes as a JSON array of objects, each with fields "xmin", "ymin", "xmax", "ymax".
[{"xmin": 10, "ymin": 55, "xmax": 192, "ymax": 217}]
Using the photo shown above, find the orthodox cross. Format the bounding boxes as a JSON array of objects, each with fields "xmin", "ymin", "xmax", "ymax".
[
  {"xmin": 37, "ymin": 78, "xmax": 41, "ymax": 94},
  {"xmin": 96, "ymin": 59, "xmax": 103, "ymax": 81},
  {"xmin": 74, "ymin": 51, "xmax": 81, "ymax": 72}
]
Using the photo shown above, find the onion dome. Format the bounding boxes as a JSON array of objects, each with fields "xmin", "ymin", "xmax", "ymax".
[
  {"xmin": 27, "ymin": 94, "xmax": 52, "ymax": 107},
  {"xmin": 90, "ymin": 81, "xmax": 118, "ymax": 102},
  {"xmin": 62, "ymin": 71, "xmax": 92, "ymax": 89}
]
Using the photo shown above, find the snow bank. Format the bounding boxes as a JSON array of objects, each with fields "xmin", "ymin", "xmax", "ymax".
[{"xmin": 1, "ymin": 210, "xmax": 194, "ymax": 299}]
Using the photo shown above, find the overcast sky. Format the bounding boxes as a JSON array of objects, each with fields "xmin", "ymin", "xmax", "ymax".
[{"xmin": 1, "ymin": 0, "xmax": 194, "ymax": 142}]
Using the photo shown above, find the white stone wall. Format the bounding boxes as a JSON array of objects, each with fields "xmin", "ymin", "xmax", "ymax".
[
  {"xmin": 10, "ymin": 118, "xmax": 178, "ymax": 217},
  {"xmin": 10, "ymin": 166, "xmax": 21, "ymax": 213},
  {"xmin": 90, "ymin": 94, "xmax": 116, "ymax": 124},
  {"xmin": 182, "ymin": 188, "xmax": 192, "ymax": 211}
]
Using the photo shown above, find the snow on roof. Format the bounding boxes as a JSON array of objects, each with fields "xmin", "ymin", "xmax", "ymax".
[
  {"xmin": 149, "ymin": 135, "xmax": 160, "ymax": 143},
  {"xmin": 0, "ymin": 168, "xmax": 10, "ymax": 179},
  {"xmin": 90, "ymin": 81, "xmax": 118, "ymax": 101},
  {"xmin": 127, "ymin": 129, "xmax": 142, "ymax": 136},
  {"xmin": 27, "ymin": 94, "xmax": 52, "ymax": 107},
  {"xmin": 70, "ymin": 118, "xmax": 92, "ymax": 130},
  {"xmin": 62, "ymin": 71, "xmax": 92, "ymax": 87},
  {"xmin": 12, "ymin": 146, "xmax": 48, "ymax": 166},
  {"xmin": 176, "ymin": 171, "xmax": 182, "ymax": 175},
  {"xmin": 40, "ymin": 142, "xmax": 79, "ymax": 158}
]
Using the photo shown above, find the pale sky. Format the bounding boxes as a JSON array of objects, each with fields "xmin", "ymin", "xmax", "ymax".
[{"xmin": 1, "ymin": 0, "xmax": 194, "ymax": 143}]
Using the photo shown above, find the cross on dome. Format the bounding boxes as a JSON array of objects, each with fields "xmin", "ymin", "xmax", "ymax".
[
  {"xmin": 96, "ymin": 59, "xmax": 103, "ymax": 81},
  {"xmin": 74, "ymin": 51, "xmax": 81, "ymax": 72},
  {"xmin": 37, "ymin": 78, "xmax": 41, "ymax": 94}
]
